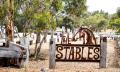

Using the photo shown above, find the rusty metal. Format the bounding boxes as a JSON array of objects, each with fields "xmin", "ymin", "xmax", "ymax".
[
  {"xmin": 72, "ymin": 27, "xmax": 97, "ymax": 45},
  {"xmin": 56, "ymin": 44, "xmax": 100, "ymax": 47},
  {"xmin": 55, "ymin": 59, "xmax": 100, "ymax": 62},
  {"xmin": 56, "ymin": 27, "xmax": 100, "ymax": 62},
  {"xmin": 61, "ymin": 35, "xmax": 72, "ymax": 44},
  {"xmin": 56, "ymin": 44, "xmax": 100, "ymax": 62}
]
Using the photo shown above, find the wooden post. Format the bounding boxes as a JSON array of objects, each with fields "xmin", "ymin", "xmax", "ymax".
[
  {"xmin": 112, "ymin": 38, "xmax": 120, "ymax": 67},
  {"xmin": 20, "ymin": 37, "xmax": 30, "ymax": 67},
  {"xmin": 100, "ymin": 37, "xmax": 107, "ymax": 68},
  {"xmin": 49, "ymin": 38, "xmax": 56, "ymax": 69}
]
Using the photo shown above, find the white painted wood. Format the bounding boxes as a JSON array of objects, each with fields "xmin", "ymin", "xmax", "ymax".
[{"xmin": 49, "ymin": 38, "xmax": 56, "ymax": 69}]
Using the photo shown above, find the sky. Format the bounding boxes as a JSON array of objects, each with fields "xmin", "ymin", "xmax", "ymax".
[{"xmin": 86, "ymin": 0, "xmax": 120, "ymax": 14}]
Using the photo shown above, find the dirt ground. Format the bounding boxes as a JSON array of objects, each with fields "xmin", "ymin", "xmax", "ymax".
[{"xmin": 0, "ymin": 39, "xmax": 120, "ymax": 72}]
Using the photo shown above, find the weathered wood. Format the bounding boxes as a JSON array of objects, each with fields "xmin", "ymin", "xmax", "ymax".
[
  {"xmin": 111, "ymin": 38, "xmax": 120, "ymax": 67},
  {"xmin": 20, "ymin": 37, "xmax": 30, "ymax": 67},
  {"xmin": 100, "ymin": 37, "xmax": 107, "ymax": 68},
  {"xmin": 0, "ymin": 42, "xmax": 27, "ymax": 58},
  {"xmin": 9, "ymin": 42, "xmax": 26, "ymax": 52},
  {"xmin": 0, "ymin": 42, "xmax": 27, "ymax": 67},
  {"xmin": 49, "ymin": 38, "xmax": 56, "ymax": 69},
  {"xmin": 0, "ymin": 49, "xmax": 21, "ymax": 58}
]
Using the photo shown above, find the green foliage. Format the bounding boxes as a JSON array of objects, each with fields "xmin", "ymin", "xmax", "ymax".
[
  {"xmin": 51, "ymin": 0, "xmax": 63, "ymax": 12},
  {"xmin": 1, "ymin": 0, "xmax": 109, "ymax": 33},
  {"xmin": 116, "ymin": 28, "xmax": 120, "ymax": 34},
  {"xmin": 1, "ymin": 0, "xmax": 87, "ymax": 33},
  {"xmin": 14, "ymin": 13, "xmax": 26, "ymax": 32},
  {"xmin": 117, "ymin": 7, "xmax": 120, "ymax": 18},
  {"xmin": 97, "ymin": 19, "xmax": 108, "ymax": 31},
  {"xmin": 13, "ymin": 0, "xmax": 60, "ymax": 33},
  {"xmin": 62, "ymin": 17, "xmax": 74, "ymax": 30},
  {"xmin": 80, "ymin": 11, "xmax": 109, "ymax": 31},
  {"xmin": 32, "ymin": 11, "xmax": 55, "ymax": 32},
  {"xmin": 56, "ymin": 0, "xmax": 87, "ymax": 30},
  {"xmin": 108, "ymin": 7, "xmax": 120, "ymax": 33},
  {"xmin": 0, "ymin": 1, "xmax": 7, "ymax": 25},
  {"xmin": 56, "ymin": 17, "xmax": 63, "ymax": 27},
  {"xmin": 23, "ymin": 7, "xmax": 34, "ymax": 19},
  {"xmin": 0, "ymin": 6, "xmax": 5, "ymax": 19},
  {"xmin": 63, "ymin": 0, "xmax": 87, "ymax": 17},
  {"xmin": 109, "ymin": 18, "xmax": 120, "ymax": 29},
  {"xmin": 110, "ymin": 13, "xmax": 118, "ymax": 20}
]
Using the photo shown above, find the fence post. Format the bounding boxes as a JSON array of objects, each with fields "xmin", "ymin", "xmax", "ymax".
[
  {"xmin": 49, "ymin": 38, "xmax": 56, "ymax": 69},
  {"xmin": 112, "ymin": 38, "xmax": 120, "ymax": 67},
  {"xmin": 20, "ymin": 37, "xmax": 30, "ymax": 67},
  {"xmin": 100, "ymin": 37, "xmax": 107, "ymax": 68}
]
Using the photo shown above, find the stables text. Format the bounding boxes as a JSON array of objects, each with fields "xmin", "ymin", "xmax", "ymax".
[{"xmin": 56, "ymin": 44, "xmax": 100, "ymax": 62}]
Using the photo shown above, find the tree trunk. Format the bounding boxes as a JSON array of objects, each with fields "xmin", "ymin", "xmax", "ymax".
[
  {"xmin": 23, "ymin": 20, "xmax": 30, "ymax": 37},
  {"xmin": 35, "ymin": 30, "xmax": 47, "ymax": 59},
  {"xmin": 34, "ymin": 32, "xmax": 40, "ymax": 57},
  {"xmin": 5, "ymin": 0, "xmax": 14, "ymax": 46}
]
